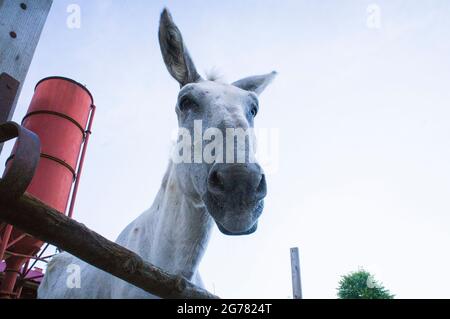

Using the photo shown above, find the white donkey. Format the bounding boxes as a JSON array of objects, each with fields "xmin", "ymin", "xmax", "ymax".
[{"xmin": 38, "ymin": 8, "xmax": 276, "ymax": 298}]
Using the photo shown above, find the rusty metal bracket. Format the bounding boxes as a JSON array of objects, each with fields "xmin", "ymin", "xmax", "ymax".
[
  {"xmin": 0, "ymin": 73, "xmax": 20, "ymax": 155},
  {"xmin": 0, "ymin": 122, "xmax": 40, "ymax": 199},
  {"xmin": 0, "ymin": 73, "xmax": 20, "ymax": 125}
]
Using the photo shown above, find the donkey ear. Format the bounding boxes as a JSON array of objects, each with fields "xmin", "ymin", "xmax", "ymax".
[
  {"xmin": 159, "ymin": 9, "xmax": 202, "ymax": 87},
  {"xmin": 232, "ymin": 71, "xmax": 277, "ymax": 96}
]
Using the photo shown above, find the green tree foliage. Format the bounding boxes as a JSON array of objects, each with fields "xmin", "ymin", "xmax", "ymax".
[{"xmin": 337, "ymin": 269, "xmax": 394, "ymax": 299}]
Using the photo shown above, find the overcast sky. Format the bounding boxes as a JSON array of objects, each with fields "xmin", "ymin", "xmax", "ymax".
[{"xmin": 2, "ymin": 0, "xmax": 450, "ymax": 298}]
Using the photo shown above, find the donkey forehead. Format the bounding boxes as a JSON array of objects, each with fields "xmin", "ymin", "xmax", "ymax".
[{"xmin": 179, "ymin": 81, "xmax": 258, "ymax": 107}]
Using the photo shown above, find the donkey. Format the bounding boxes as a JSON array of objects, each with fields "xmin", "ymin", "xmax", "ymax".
[{"xmin": 38, "ymin": 8, "xmax": 276, "ymax": 298}]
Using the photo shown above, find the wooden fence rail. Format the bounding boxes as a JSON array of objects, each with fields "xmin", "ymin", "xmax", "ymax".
[{"xmin": 0, "ymin": 192, "xmax": 218, "ymax": 299}]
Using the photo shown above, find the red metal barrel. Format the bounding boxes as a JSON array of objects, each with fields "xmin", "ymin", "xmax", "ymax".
[
  {"xmin": 0, "ymin": 77, "xmax": 94, "ymax": 298},
  {"xmin": 7, "ymin": 77, "xmax": 93, "ymax": 213}
]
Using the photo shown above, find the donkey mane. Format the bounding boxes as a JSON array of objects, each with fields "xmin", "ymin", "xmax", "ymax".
[{"xmin": 204, "ymin": 68, "xmax": 224, "ymax": 82}]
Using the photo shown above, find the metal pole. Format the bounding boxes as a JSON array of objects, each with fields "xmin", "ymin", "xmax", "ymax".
[
  {"xmin": 14, "ymin": 258, "xmax": 30, "ymax": 298},
  {"xmin": 290, "ymin": 247, "xmax": 302, "ymax": 299},
  {"xmin": 67, "ymin": 104, "xmax": 96, "ymax": 218},
  {"xmin": 0, "ymin": 224, "xmax": 13, "ymax": 261}
]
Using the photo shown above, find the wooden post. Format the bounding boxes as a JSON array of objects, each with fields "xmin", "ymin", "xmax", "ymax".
[
  {"xmin": 0, "ymin": 0, "xmax": 52, "ymax": 151},
  {"xmin": 290, "ymin": 247, "xmax": 302, "ymax": 299}
]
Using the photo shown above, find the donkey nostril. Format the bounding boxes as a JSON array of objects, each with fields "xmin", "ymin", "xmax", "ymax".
[
  {"xmin": 256, "ymin": 174, "xmax": 267, "ymax": 199},
  {"xmin": 209, "ymin": 170, "xmax": 225, "ymax": 192}
]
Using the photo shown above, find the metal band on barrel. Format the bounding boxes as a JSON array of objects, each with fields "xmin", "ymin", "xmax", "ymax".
[
  {"xmin": 22, "ymin": 110, "xmax": 86, "ymax": 137},
  {"xmin": 6, "ymin": 152, "xmax": 77, "ymax": 181}
]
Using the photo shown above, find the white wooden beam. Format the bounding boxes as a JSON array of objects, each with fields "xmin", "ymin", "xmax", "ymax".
[{"xmin": 0, "ymin": 0, "xmax": 53, "ymax": 122}]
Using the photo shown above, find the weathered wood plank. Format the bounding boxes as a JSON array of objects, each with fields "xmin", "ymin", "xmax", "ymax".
[
  {"xmin": 0, "ymin": 193, "xmax": 218, "ymax": 299},
  {"xmin": 0, "ymin": 0, "xmax": 53, "ymax": 121}
]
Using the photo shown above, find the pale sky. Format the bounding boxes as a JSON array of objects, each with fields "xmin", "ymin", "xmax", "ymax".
[{"xmin": 2, "ymin": 0, "xmax": 450, "ymax": 298}]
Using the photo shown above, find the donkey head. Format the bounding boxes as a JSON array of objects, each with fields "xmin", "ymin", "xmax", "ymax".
[{"xmin": 159, "ymin": 9, "xmax": 276, "ymax": 236}]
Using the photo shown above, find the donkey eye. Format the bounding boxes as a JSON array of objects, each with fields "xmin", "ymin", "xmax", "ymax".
[{"xmin": 250, "ymin": 105, "xmax": 258, "ymax": 117}]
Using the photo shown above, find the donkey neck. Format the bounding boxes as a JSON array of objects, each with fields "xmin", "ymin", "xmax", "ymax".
[{"xmin": 144, "ymin": 162, "xmax": 214, "ymax": 280}]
